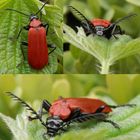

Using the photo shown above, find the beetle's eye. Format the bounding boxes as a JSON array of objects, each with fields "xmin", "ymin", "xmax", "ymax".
[
  {"xmin": 56, "ymin": 123, "xmax": 60, "ymax": 127},
  {"xmin": 50, "ymin": 122, "xmax": 55, "ymax": 126}
]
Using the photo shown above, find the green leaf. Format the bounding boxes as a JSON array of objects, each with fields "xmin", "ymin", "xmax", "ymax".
[
  {"xmin": 0, "ymin": 0, "xmax": 63, "ymax": 74},
  {"xmin": 126, "ymin": 0, "xmax": 140, "ymax": 6},
  {"xmin": 1, "ymin": 95, "xmax": 140, "ymax": 140},
  {"xmin": 0, "ymin": 112, "xmax": 28, "ymax": 140},
  {"xmin": 63, "ymin": 24, "xmax": 140, "ymax": 74},
  {"xmin": 54, "ymin": 0, "xmax": 64, "ymax": 9}
]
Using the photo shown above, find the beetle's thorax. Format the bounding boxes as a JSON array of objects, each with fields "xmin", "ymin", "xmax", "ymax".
[
  {"xmin": 91, "ymin": 19, "xmax": 111, "ymax": 27},
  {"xmin": 46, "ymin": 116, "xmax": 64, "ymax": 137},
  {"xmin": 90, "ymin": 19, "xmax": 111, "ymax": 37},
  {"xmin": 49, "ymin": 99, "xmax": 71, "ymax": 120},
  {"xmin": 29, "ymin": 18, "xmax": 42, "ymax": 28}
]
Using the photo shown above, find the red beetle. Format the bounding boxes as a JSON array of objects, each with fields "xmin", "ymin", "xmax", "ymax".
[
  {"xmin": 69, "ymin": 6, "xmax": 136, "ymax": 39},
  {"xmin": 7, "ymin": 92, "xmax": 135, "ymax": 137},
  {"xmin": 6, "ymin": 1, "xmax": 56, "ymax": 69},
  {"xmin": 49, "ymin": 98, "xmax": 112, "ymax": 120}
]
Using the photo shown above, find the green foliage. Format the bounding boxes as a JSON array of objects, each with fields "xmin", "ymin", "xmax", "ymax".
[
  {"xmin": 64, "ymin": 0, "xmax": 140, "ymax": 74},
  {"xmin": 63, "ymin": 24, "xmax": 140, "ymax": 74},
  {"xmin": 126, "ymin": 0, "xmax": 140, "ymax": 7},
  {"xmin": 0, "ymin": 0, "xmax": 63, "ymax": 74}
]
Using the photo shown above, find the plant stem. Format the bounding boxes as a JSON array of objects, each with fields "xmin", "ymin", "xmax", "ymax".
[{"xmin": 100, "ymin": 61, "xmax": 110, "ymax": 74}]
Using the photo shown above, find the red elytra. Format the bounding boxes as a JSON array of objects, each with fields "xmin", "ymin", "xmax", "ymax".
[
  {"xmin": 91, "ymin": 19, "xmax": 111, "ymax": 27},
  {"xmin": 28, "ymin": 19, "xmax": 48, "ymax": 69},
  {"xmin": 49, "ymin": 98, "xmax": 112, "ymax": 120}
]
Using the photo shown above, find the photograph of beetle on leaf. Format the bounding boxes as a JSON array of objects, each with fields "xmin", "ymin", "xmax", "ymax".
[
  {"xmin": 0, "ymin": 74, "xmax": 140, "ymax": 140},
  {"xmin": 0, "ymin": 0, "xmax": 63, "ymax": 74},
  {"xmin": 63, "ymin": 0, "xmax": 140, "ymax": 74}
]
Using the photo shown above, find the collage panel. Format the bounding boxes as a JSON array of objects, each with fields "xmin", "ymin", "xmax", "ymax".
[
  {"xmin": 0, "ymin": 0, "xmax": 140, "ymax": 140},
  {"xmin": 0, "ymin": 74, "xmax": 140, "ymax": 140},
  {"xmin": 0, "ymin": 0, "xmax": 63, "ymax": 74},
  {"xmin": 64, "ymin": 0, "xmax": 140, "ymax": 74}
]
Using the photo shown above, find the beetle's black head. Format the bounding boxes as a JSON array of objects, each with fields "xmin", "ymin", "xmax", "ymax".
[
  {"xmin": 46, "ymin": 116, "xmax": 64, "ymax": 137},
  {"xmin": 95, "ymin": 26, "xmax": 105, "ymax": 36},
  {"xmin": 81, "ymin": 21, "xmax": 105, "ymax": 37},
  {"xmin": 30, "ymin": 14, "xmax": 38, "ymax": 21}
]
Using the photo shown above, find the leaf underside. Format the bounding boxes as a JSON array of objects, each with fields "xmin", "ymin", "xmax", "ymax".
[{"xmin": 63, "ymin": 24, "xmax": 140, "ymax": 74}]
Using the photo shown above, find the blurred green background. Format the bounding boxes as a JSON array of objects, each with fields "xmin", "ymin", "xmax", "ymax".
[
  {"xmin": 0, "ymin": 74, "xmax": 140, "ymax": 139},
  {"xmin": 63, "ymin": 0, "xmax": 140, "ymax": 73}
]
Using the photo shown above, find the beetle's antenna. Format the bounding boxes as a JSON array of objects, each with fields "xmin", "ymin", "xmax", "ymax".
[
  {"xmin": 35, "ymin": 1, "xmax": 49, "ymax": 15},
  {"xmin": 69, "ymin": 6, "xmax": 89, "ymax": 23},
  {"xmin": 6, "ymin": 9, "xmax": 29, "ymax": 17},
  {"xmin": 6, "ymin": 92, "xmax": 47, "ymax": 128},
  {"xmin": 105, "ymin": 13, "xmax": 137, "ymax": 31},
  {"xmin": 113, "ymin": 13, "xmax": 137, "ymax": 25},
  {"xmin": 69, "ymin": 6, "xmax": 96, "ymax": 32}
]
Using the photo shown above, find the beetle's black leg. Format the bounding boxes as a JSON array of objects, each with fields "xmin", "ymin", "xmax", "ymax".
[
  {"xmin": 20, "ymin": 41, "xmax": 28, "ymax": 60},
  {"xmin": 16, "ymin": 42, "xmax": 27, "ymax": 67},
  {"xmin": 81, "ymin": 21, "xmax": 96, "ymax": 36},
  {"xmin": 48, "ymin": 44, "xmax": 56, "ymax": 55},
  {"xmin": 28, "ymin": 100, "xmax": 51, "ymax": 121},
  {"xmin": 21, "ymin": 41, "xmax": 28, "ymax": 46},
  {"xmin": 61, "ymin": 112, "xmax": 108, "ymax": 131},
  {"xmin": 66, "ymin": 112, "xmax": 108, "ymax": 124},
  {"xmin": 70, "ymin": 111, "xmax": 120, "ymax": 129},
  {"xmin": 107, "ymin": 104, "xmax": 136, "ymax": 108},
  {"xmin": 69, "ymin": 108, "xmax": 81, "ymax": 120},
  {"xmin": 43, "ymin": 23, "xmax": 56, "ymax": 55},
  {"xmin": 16, "ymin": 26, "xmax": 29, "ymax": 67},
  {"xmin": 16, "ymin": 28, "xmax": 23, "ymax": 39},
  {"xmin": 17, "ymin": 25, "xmax": 29, "ymax": 39},
  {"xmin": 113, "ymin": 35, "xmax": 118, "ymax": 39},
  {"xmin": 115, "ymin": 26, "xmax": 124, "ymax": 34},
  {"xmin": 101, "ymin": 119, "xmax": 120, "ymax": 129},
  {"xmin": 58, "ymin": 122, "xmax": 69, "ymax": 134},
  {"xmin": 38, "ymin": 100, "xmax": 51, "ymax": 118},
  {"xmin": 109, "ymin": 24, "xmax": 120, "ymax": 39},
  {"xmin": 111, "ymin": 24, "xmax": 117, "ymax": 36},
  {"xmin": 42, "ymin": 23, "xmax": 49, "ymax": 36},
  {"xmin": 16, "ymin": 41, "xmax": 28, "ymax": 67},
  {"xmin": 111, "ymin": 25, "xmax": 125, "ymax": 39},
  {"xmin": 28, "ymin": 116, "xmax": 39, "ymax": 121}
]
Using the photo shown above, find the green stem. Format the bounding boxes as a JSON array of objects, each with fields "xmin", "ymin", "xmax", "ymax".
[{"xmin": 100, "ymin": 61, "xmax": 110, "ymax": 74}]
